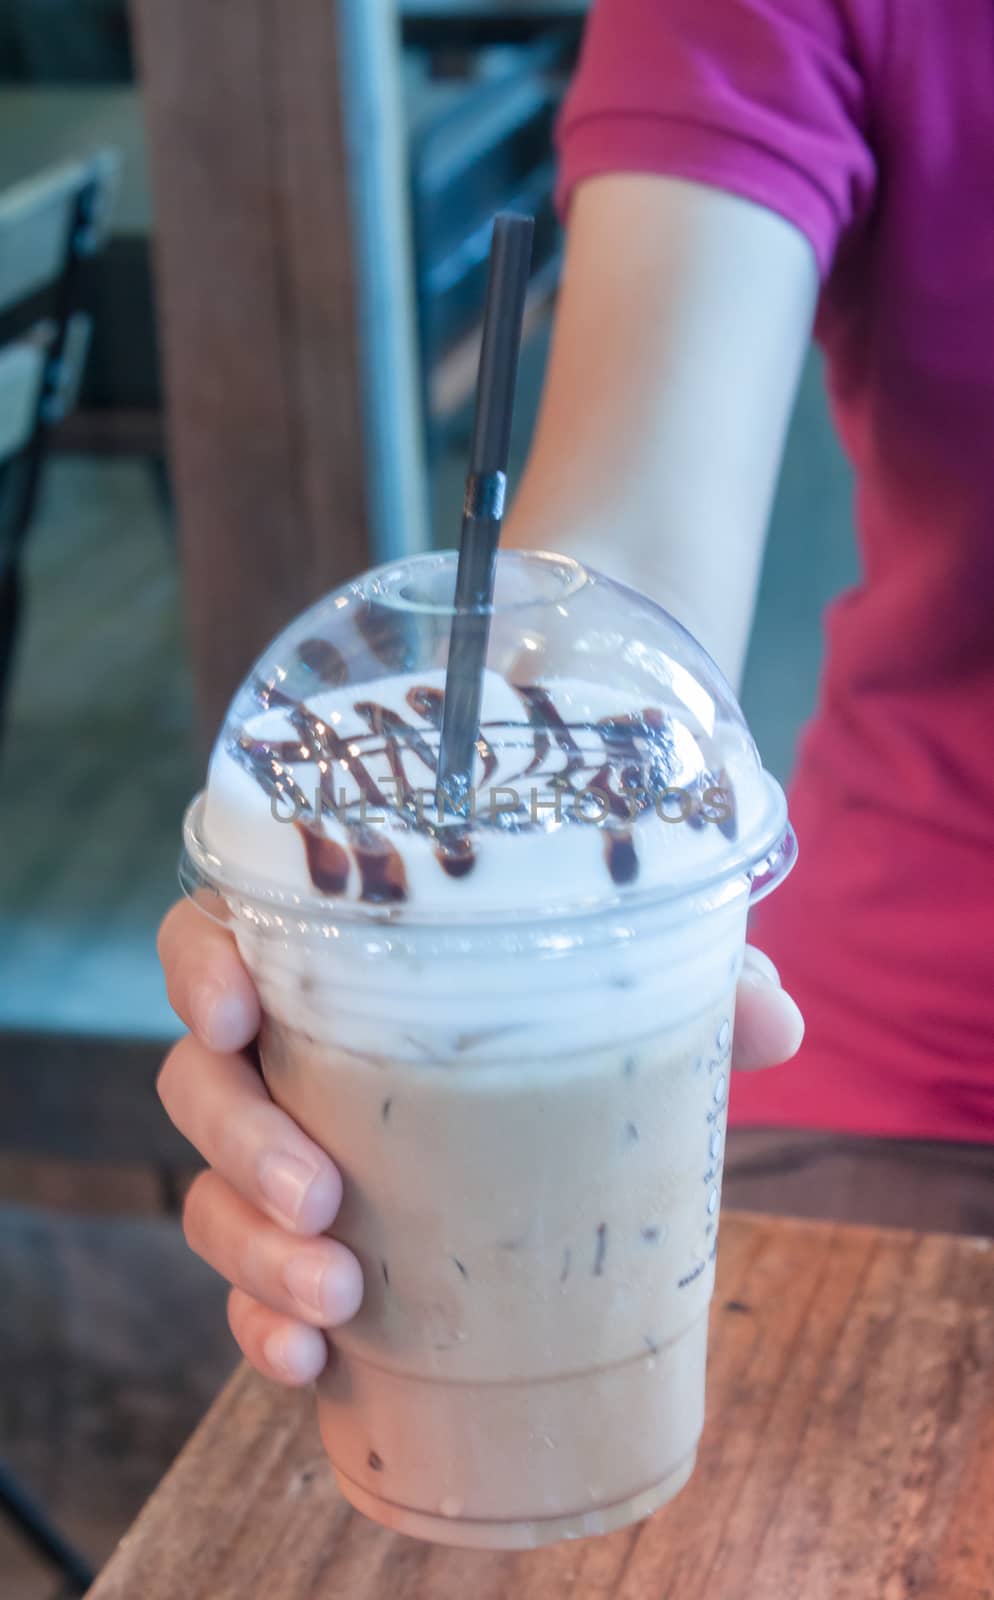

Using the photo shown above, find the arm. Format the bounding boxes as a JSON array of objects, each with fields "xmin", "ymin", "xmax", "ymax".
[{"xmin": 506, "ymin": 174, "xmax": 819, "ymax": 689}]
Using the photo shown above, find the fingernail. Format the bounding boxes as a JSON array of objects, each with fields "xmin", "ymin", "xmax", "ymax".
[
  {"xmin": 778, "ymin": 991, "xmax": 806, "ymax": 1052},
  {"xmin": 284, "ymin": 1252, "xmax": 334, "ymax": 1318},
  {"xmin": 193, "ymin": 981, "xmax": 246, "ymax": 1048},
  {"xmin": 741, "ymin": 950, "xmax": 781, "ymax": 989},
  {"xmin": 258, "ymin": 1151, "xmax": 319, "ymax": 1226},
  {"xmin": 263, "ymin": 1324, "xmax": 323, "ymax": 1381}
]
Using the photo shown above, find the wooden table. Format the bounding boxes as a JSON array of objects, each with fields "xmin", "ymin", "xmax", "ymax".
[{"xmin": 88, "ymin": 1213, "xmax": 994, "ymax": 1599}]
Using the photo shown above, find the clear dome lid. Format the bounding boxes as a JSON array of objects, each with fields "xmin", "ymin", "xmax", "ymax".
[{"xmin": 183, "ymin": 550, "xmax": 795, "ymax": 925}]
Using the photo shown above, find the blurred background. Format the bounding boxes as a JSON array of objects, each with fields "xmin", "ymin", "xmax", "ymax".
[{"xmin": 0, "ymin": 2, "xmax": 857, "ymax": 1594}]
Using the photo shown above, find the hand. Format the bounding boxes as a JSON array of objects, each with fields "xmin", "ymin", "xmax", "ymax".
[
  {"xmin": 157, "ymin": 900, "xmax": 363, "ymax": 1388},
  {"xmin": 157, "ymin": 903, "xmax": 803, "ymax": 1388},
  {"xmin": 732, "ymin": 944, "xmax": 805, "ymax": 1071}
]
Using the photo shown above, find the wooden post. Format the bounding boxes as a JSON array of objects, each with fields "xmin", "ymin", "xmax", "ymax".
[{"xmin": 131, "ymin": 0, "xmax": 427, "ymax": 740}]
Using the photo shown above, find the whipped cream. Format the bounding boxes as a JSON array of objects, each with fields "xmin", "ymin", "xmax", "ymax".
[{"xmin": 200, "ymin": 668, "xmax": 765, "ymax": 918}]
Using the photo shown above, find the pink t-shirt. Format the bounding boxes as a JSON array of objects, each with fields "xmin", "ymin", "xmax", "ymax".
[{"xmin": 558, "ymin": 0, "xmax": 994, "ymax": 1142}]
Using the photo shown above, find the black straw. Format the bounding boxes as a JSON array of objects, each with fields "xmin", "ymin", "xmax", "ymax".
[{"xmin": 437, "ymin": 212, "xmax": 534, "ymax": 804}]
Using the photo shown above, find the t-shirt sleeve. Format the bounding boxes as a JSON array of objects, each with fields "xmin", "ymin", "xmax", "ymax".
[{"xmin": 557, "ymin": 0, "xmax": 878, "ymax": 279}]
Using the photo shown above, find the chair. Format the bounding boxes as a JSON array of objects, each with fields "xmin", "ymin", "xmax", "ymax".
[
  {"xmin": 0, "ymin": 149, "xmax": 118, "ymax": 737},
  {"xmin": 0, "ymin": 1459, "xmax": 94, "ymax": 1597},
  {"xmin": 0, "ymin": 148, "xmax": 117, "ymax": 1600}
]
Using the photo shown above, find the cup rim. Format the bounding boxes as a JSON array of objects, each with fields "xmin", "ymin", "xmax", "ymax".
[{"xmin": 180, "ymin": 776, "xmax": 796, "ymax": 938}]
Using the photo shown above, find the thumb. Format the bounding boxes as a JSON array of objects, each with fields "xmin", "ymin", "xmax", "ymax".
[{"xmin": 731, "ymin": 946, "xmax": 805, "ymax": 1073}]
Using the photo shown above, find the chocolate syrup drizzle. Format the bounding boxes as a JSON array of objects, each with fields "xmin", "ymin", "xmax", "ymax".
[{"xmin": 236, "ymin": 647, "xmax": 736, "ymax": 904}]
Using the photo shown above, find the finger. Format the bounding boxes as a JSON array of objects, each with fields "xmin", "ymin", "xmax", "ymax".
[
  {"xmin": 732, "ymin": 946, "xmax": 805, "ymax": 1073},
  {"xmin": 227, "ymin": 1288, "xmax": 329, "ymax": 1386},
  {"xmin": 158, "ymin": 899, "xmax": 260, "ymax": 1053},
  {"xmin": 158, "ymin": 1034, "xmax": 342, "ymax": 1235},
  {"xmin": 184, "ymin": 1171, "xmax": 364, "ymax": 1327}
]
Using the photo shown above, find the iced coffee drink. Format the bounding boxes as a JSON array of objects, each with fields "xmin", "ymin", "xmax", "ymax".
[{"xmin": 182, "ymin": 551, "xmax": 795, "ymax": 1548}]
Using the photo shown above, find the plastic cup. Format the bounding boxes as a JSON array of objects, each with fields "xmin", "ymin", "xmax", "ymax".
[{"xmin": 181, "ymin": 551, "xmax": 795, "ymax": 1548}]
